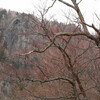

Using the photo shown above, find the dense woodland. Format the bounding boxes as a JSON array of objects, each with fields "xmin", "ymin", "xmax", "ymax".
[{"xmin": 0, "ymin": 0, "xmax": 100, "ymax": 100}]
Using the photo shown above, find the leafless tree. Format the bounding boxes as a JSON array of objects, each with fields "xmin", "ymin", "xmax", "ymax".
[{"xmin": 17, "ymin": 0, "xmax": 100, "ymax": 100}]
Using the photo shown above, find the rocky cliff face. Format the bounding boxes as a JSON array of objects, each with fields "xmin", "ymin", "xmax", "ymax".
[{"xmin": 3, "ymin": 14, "xmax": 34, "ymax": 51}]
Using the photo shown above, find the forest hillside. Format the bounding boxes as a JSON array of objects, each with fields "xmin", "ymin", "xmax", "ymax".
[{"xmin": 0, "ymin": 8, "xmax": 100, "ymax": 100}]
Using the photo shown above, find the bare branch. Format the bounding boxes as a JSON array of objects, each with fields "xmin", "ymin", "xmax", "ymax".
[
  {"xmin": 57, "ymin": 0, "xmax": 89, "ymax": 33},
  {"xmin": 20, "ymin": 39, "xmax": 54, "ymax": 56},
  {"xmin": 45, "ymin": 0, "xmax": 56, "ymax": 14},
  {"xmin": 58, "ymin": 0, "xmax": 75, "ymax": 9},
  {"xmin": 83, "ymin": 22, "xmax": 100, "ymax": 35},
  {"xmin": 25, "ymin": 77, "xmax": 74, "ymax": 86},
  {"xmin": 55, "ymin": 32, "xmax": 96, "ymax": 41},
  {"xmin": 77, "ymin": 0, "xmax": 83, "ymax": 5},
  {"xmin": 95, "ymin": 13, "xmax": 100, "ymax": 22},
  {"xmin": 19, "ymin": 32, "xmax": 96, "ymax": 56}
]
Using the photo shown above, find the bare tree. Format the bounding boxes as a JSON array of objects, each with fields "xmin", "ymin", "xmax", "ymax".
[{"xmin": 16, "ymin": 0, "xmax": 100, "ymax": 100}]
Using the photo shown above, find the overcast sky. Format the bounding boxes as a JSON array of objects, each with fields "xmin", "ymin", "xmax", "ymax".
[{"xmin": 0, "ymin": 0, "xmax": 100, "ymax": 31}]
